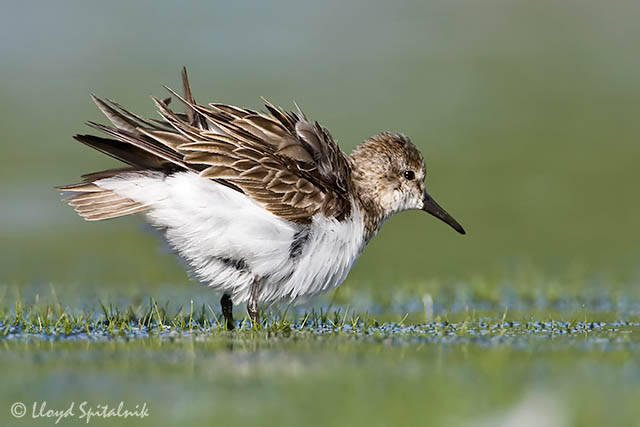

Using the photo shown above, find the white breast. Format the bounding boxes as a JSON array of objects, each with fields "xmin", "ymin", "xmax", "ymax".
[
  {"xmin": 264, "ymin": 209, "xmax": 366, "ymax": 303},
  {"xmin": 95, "ymin": 171, "xmax": 367, "ymax": 304}
]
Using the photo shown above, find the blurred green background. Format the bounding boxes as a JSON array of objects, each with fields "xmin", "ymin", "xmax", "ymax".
[
  {"xmin": 2, "ymin": 3, "xmax": 640, "ymax": 427},
  {"xmin": 1, "ymin": 0, "xmax": 639, "ymax": 295}
]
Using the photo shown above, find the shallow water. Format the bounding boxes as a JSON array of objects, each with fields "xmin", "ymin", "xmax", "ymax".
[
  {"xmin": 1, "ymin": 289, "xmax": 639, "ymax": 427},
  {"xmin": 2, "ymin": 304, "xmax": 640, "ymax": 427}
]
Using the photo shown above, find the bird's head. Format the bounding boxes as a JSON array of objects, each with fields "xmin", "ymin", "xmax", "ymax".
[{"xmin": 350, "ymin": 132, "xmax": 465, "ymax": 235}]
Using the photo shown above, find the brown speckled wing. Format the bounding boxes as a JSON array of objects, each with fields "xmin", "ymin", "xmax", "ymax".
[{"xmin": 70, "ymin": 68, "xmax": 353, "ymax": 224}]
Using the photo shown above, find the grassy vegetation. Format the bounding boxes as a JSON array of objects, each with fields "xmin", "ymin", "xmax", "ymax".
[{"xmin": 2, "ymin": 291, "xmax": 638, "ymax": 339}]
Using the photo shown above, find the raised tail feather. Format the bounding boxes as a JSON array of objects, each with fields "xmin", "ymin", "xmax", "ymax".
[
  {"xmin": 56, "ymin": 169, "xmax": 151, "ymax": 221},
  {"xmin": 57, "ymin": 67, "xmax": 203, "ymax": 221}
]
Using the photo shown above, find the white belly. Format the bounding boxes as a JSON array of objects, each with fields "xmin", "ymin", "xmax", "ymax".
[{"xmin": 96, "ymin": 171, "xmax": 366, "ymax": 304}]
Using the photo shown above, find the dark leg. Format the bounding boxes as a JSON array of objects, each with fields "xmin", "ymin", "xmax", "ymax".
[
  {"xmin": 247, "ymin": 276, "xmax": 261, "ymax": 326},
  {"xmin": 221, "ymin": 293, "xmax": 235, "ymax": 330}
]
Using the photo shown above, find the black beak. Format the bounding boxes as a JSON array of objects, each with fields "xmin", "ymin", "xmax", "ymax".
[{"xmin": 422, "ymin": 192, "xmax": 466, "ymax": 235}]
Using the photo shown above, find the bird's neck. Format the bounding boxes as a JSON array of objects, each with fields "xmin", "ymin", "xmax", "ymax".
[{"xmin": 349, "ymin": 163, "xmax": 392, "ymax": 243}]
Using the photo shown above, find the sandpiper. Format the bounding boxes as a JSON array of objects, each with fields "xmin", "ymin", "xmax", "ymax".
[{"xmin": 58, "ymin": 68, "xmax": 465, "ymax": 329}]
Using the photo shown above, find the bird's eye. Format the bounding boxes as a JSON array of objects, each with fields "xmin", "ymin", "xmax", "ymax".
[{"xmin": 403, "ymin": 170, "xmax": 416, "ymax": 180}]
